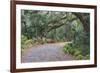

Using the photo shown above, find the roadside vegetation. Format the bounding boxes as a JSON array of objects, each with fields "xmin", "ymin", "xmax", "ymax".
[{"xmin": 21, "ymin": 10, "xmax": 90, "ymax": 60}]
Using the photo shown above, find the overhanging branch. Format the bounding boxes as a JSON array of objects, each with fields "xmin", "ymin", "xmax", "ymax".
[{"xmin": 47, "ymin": 18, "xmax": 77, "ymax": 32}]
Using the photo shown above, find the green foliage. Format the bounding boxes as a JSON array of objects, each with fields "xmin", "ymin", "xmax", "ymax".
[
  {"xmin": 74, "ymin": 50, "xmax": 81, "ymax": 57},
  {"xmin": 21, "ymin": 10, "xmax": 90, "ymax": 59},
  {"xmin": 84, "ymin": 54, "xmax": 90, "ymax": 59},
  {"xmin": 76, "ymin": 54, "xmax": 84, "ymax": 60},
  {"xmin": 63, "ymin": 43, "xmax": 90, "ymax": 60},
  {"xmin": 21, "ymin": 35, "xmax": 28, "ymax": 49},
  {"xmin": 21, "ymin": 35, "xmax": 35, "ymax": 49}
]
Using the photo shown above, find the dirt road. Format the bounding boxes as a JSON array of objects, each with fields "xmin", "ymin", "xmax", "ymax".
[{"xmin": 21, "ymin": 42, "xmax": 75, "ymax": 63}]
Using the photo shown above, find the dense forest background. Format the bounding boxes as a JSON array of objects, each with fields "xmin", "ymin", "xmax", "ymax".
[{"xmin": 21, "ymin": 10, "xmax": 90, "ymax": 60}]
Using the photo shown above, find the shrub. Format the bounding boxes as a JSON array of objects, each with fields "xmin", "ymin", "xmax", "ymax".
[
  {"xmin": 21, "ymin": 35, "xmax": 27, "ymax": 44},
  {"xmin": 69, "ymin": 49, "xmax": 75, "ymax": 55},
  {"xmin": 21, "ymin": 35, "xmax": 35, "ymax": 49},
  {"xmin": 76, "ymin": 54, "xmax": 84, "ymax": 60},
  {"xmin": 84, "ymin": 54, "xmax": 90, "ymax": 60},
  {"xmin": 74, "ymin": 50, "xmax": 81, "ymax": 57},
  {"xmin": 63, "ymin": 43, "xmax": 75, "ymax": 55},
  {"xmin": 63, "ymin": 43, "xmax": 89, "ymax": 60}
]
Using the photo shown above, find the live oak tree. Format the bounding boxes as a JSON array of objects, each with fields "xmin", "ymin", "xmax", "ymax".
[{"xmin": 21, "ymin": 10, "xmax": 90, "ymax": 59}]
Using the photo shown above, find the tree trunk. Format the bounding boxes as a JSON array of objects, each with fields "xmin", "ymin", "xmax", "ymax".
[{"xmin": 73, "ymin": 13, "xmax": 90, "ymax": 33}]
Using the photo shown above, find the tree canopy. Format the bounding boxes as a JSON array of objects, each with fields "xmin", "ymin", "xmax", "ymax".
[{"xmin": 21, "ymin": 10, "xmax": 90, "ymax": 60}]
